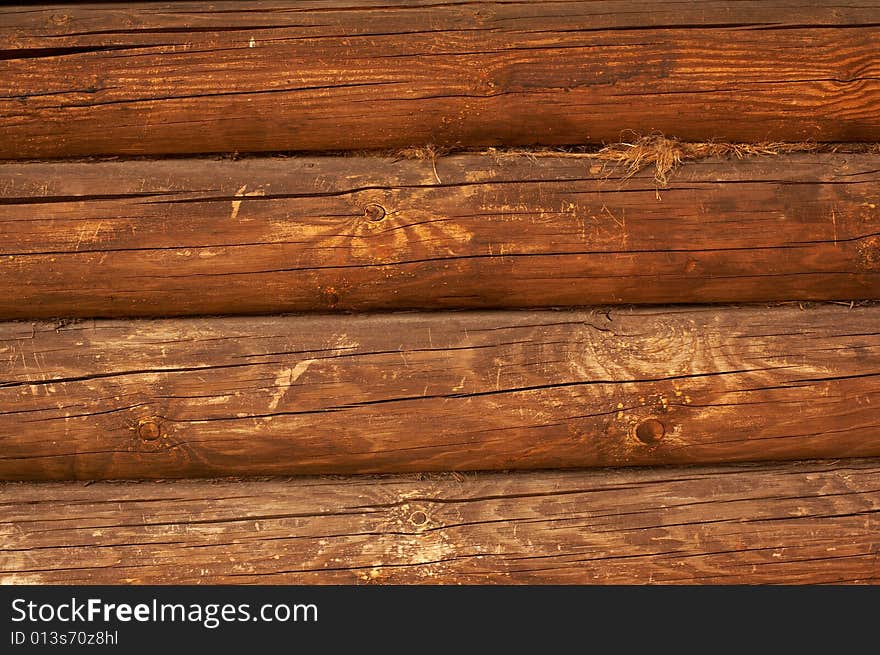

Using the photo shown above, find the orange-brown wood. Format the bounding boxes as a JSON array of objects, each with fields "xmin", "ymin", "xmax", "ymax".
[
  {"xmin": 1, "ymin": 305, "xmax": 878, "ymax": 480},
  {"xmin": 1, "ymin": 152, "xmax": 879, "ymax": 318},
  {"xmin": 2, "ymin": 1, "xmax": 879, "ymax": 157},
  {"xmin": 3, "ymin": 460, "xmax": 879, "ymax": 584}
]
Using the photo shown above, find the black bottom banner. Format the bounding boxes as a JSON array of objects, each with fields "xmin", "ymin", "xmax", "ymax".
[{"xmin": 1, "ymin": 585, "xmax": 875, "ymax": 652}]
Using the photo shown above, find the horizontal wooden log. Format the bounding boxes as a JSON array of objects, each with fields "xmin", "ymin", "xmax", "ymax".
[
  {"xmin": 2, "ymin": 2, "xmax": 880, "ymax": 158},
  {"xmin": 2, "ymin": 459, "xmax": 879, "ymax": 584},
  {"xmin": 1, "ymin": 305, "xmax": 878, "ymax": 480},
  {"xmin": 2, "ymin": 152, "xmax": 879, "ymax": 318}
]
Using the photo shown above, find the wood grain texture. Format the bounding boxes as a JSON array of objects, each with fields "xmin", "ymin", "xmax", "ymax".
[
  {"xmin": 2, "ymin": 152, "xmax": 879, "ymax": 318},
  {"xmin": 2, "ymin": 1, "xmax": 880, "ymax": 158},
  {"xmin": 2, "ymin": 460, "xmax": 879, "ymax": 584},
  {"xmin": 1, "ymin": 305, "xmax": 878, "ymax": 480}
]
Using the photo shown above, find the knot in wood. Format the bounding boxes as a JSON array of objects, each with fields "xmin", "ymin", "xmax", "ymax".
[
  {"xmin": 635, "ymin": 418, "xmax": 665, "ymax": 444},
  {"xmin": 409, "ymin": 510, "xmax": 429, "ymax": 526},
  {"xmin": 137, "ymin": 419, "xmax": 162, "ymax": 441},
  {"xmin": 364, "ymin": 203, "xmax": 387, "ymax": 222}
]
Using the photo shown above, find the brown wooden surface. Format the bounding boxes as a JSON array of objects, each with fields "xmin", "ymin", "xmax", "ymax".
[
  {"xmin": 2, "ymin": 459, "xmax": 879, "ymax": 584},
  {"xmin": 2, "ymin": 1, "xmax": 880, "ymax": 158},
  {"xmin": 2, "ymin": 152, "xmax": 879, "ymax": 318},
  {"xmin": 1, "ymin": 304, "xmax": 878, "ymax": 480}
]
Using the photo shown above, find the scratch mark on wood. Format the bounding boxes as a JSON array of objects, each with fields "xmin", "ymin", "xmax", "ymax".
[{"xmin": 268, "ymin": 359, "xmax": 315, "ymax": 411}]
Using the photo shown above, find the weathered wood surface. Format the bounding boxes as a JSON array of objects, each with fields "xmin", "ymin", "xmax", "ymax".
[
  {"xmin": 2, "ymin": 2, "xmax": 880, "ymax": 158},
  {"xmin": 2, "ymin": 153, "xmax": 879, "ymax": 318},
  {"xmin": 1, "ymin": 305, "xmax": 878, "ymax": 480},
  {"xmin": 2, "ymin": 460, "xmax": 879, "ymax": 584}
]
